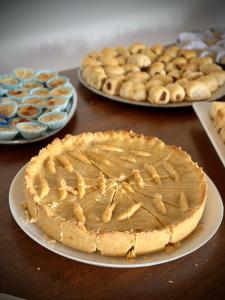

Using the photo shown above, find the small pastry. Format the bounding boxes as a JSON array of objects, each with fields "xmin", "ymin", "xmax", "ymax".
[
  {"xmin": 151, "ymin": 74, "xmax": 173, "ymax": 84},
  {"xmin": 47, "ymin": 76, "xmax": 69, "ymax": 89},
  {"xmin": 166, "ymin": 83, "xmax": 185, "ymax": 102},
  {"xmin": 167, "ymin": 70, "xmax": 181, "ymax": 81},
  {"xmin": 127, "ymin": 54, "xmax": 151, "ymax": 68},
  {"xmin": 0, "ymin": 126, "xmax": 18, "ymax": 141},
  {"xmin": 85, "ymin": 71, "xmax": 107, "ymax": 90},
  {"xmin": 129, "ymin": 43, "xmax": 146, "ymax": 54},
  {"xmin": 210, "ymin": 71, "xmax": 225, "ymax": 86},
  {"xmin": 13, "ymin": 68, "xmax": 34, "ymax": 81},
  {"xmin": 22, "ymin": 96, "xmax": 46, "ymax": 107},
  {"xmin": 184, "ymin": 81, "xmax": 211, "ymax": 101},
  {"xmin": 10, "ymin": 117, "xmax": 30, "ymax": 127},
  {"xmin": 164, "ymin": 46, "xmax": 180, "ymax": 58},
  {"xmin": 175, "ymin": 78, "xmax": 189, "ymax": 87},
  {"xmin": 104, "ymin": 66, "xmax": 125, "ymax": 76},
  {"xmin": 17, "ymin": 122, "xmax": 47, "ymax": 139},
  {"xmin": 181, "ymin": 63, "xmax": 198, "ymax": 73},
  {"xmin": 172, "ymin": 57, "xmax": 187, "ymax": 69},
  {"xmin": 101, "ymin": 47, "xmax": 117, "ymax": 57},
  {"xmin": 149, "ymin": 62, "xmax": 165, "ymax": 76},
  {"xmin": 0, "ymin": 75, "xmax": 19, "ymax": 89},
  {"xmin": 150, "ymin": 44, "xmax": 165, "ymax": 56},
  {"xmin": 182, "ymin": 71, "xmax": 203, "ymax": 80},
  {"xmin": 180, "ymin": 49, "xmax": 197, "ymax": 60},
  {"xmin": 100, "ymin": 57, "xmax": 119, "ymax": 67},
  {"xmin": 36, "ymin": 70, "xmax": 58, "ymax": 83},
  {"xmin": 198, "ymin": 75, "xmax": 218, "ymax": 92},
  {"xmin": 49, "ymin": 84, "xmax": 74, "ymax": 99},
  {"xmin": 17, "ymin": 104, "xmax": 41, "ymax": 119},
  {"xmin": 7, "ymin": 89, "xmax": 29, "ymax": 101},
  {"xmin": 158, "ymin": 54, "xmax": 172, "ymax": 64},
  {"xmin": 119, "ymin": 81, "xmax": 146, "ymax": 101},
  {"xmin": 165, "ymin": 63, "xmax": 178, "ymax": 72},
  {"xmin": 82, "ymin": 66, "xmax": 105, "ymax": 80},
  {"xmin": 123, "ymin": 64, "xmax": 140, "ymax": 73},
  {"xmin": 190, "ymin": 57, "xmax": 213, "ymax": 65},
  {"xmin": 46, "ymin": 96, "xmax": 69, "ymax": 111},
  {"xmin": 212, "ymin": 106, "xmax": 225, "ymax": 131},
  {"xmin": 38, "ymin": 111, "xmax": 67, "ymax": 130},
  {"xmin": 82, "ymin": 56, "xmax": 102, "ymax": 68},
  {"xmin": 116, "ymin": 56, "xmax": 126, "ymax": 66},
  {"xmin": 31, "ymin": 87, "xmax": 49, "ymax": 98},
  {"xmin": 147, "ymin": 86, "xmax": 170, "ymax": 104},
  {"xmin": 0, "ymin": 101, "xmax": 17, "ymax": 118},
  {"xmin": 210, "ymin": 102, "xmax": 225, "ymax": 120},
  {"xmin": 126, "ymin": 71, "xmax": 149, "ymax": 82},
  {"xmin": 116, "ymin": 46, "xmax": 130, "ymax": 58},
  {"xmin": 141, "ymin": 48, "xmax": 157, "ymax": 62},
  {"xmin": 199, "ymin": 63, "xmax": 222, "ymax": 75},
  {"xmin": 102, "ymin": 77, "xmax": 125, "ymax": 96},
  {"xmin": 21, "ymin": 80, "xmax": 43, "ymax": 91},
  {"xmin": 146, "ymin": 79, "xmax": 165, "ymax": 90}
]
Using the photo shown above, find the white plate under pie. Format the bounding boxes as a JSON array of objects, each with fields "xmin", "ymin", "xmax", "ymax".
[
  {"xmin": 78, "ymin": 69, "xmax": 225, "ymax": 108},
  {"xmin": 193, "ymin": 102, "xmax": 225, "ymax": 167},
  {"xmin": 9, "ymin": 165, "xmax": 224, "ymax": 268}
]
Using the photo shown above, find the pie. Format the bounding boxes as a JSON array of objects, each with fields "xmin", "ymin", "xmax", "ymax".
[
  {"xmin": 80, "ymin": 43, "xmax": 225, "ymax": 104},
  {"xmin": 25, "ymin": 131, "xmax": 207, "ymax": 257},
  {"xmin": 211, "ymin": 101, "xmax": 225, "ymax": 143}
]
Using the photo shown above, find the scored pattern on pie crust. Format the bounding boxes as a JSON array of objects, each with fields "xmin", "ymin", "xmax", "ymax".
[{"xmin": 25, "ymin": 131, "xmax": 207, "ymax": 257}]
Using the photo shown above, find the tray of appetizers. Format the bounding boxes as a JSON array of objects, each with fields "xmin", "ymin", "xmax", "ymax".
[
  {"xmin": 78, "ymin": 43, "xmax": 225, "ymax": 108},
  {"xmin": 0, "ymin": 68, "xmax": 77, "ymax": 144}
]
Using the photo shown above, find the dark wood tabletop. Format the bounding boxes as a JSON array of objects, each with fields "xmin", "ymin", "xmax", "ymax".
[{"xmin": 0, "ymin": 68, "xmax": 224, "ymax": 300}]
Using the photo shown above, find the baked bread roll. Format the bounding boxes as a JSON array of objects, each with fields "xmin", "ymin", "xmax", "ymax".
[
  {"xmin": 146, "ymin": 79, "xmax": 165, "ymax": 90},
  {"xmin": 150, "ymin": 44, "xmax": 165, "ymax": 55},
  {"xmin": 82, "ymin": 56, "xmax": 102, "ymax": 68},
  {"xmin": 210, "ymin": 71, "xmax": 225, "ymax": 86},
  {"xmin": 101, "ymin": 57, "xmax": 119, "ymax": 67},
  {"xmin": 102, "ymin": 76, "xmax": 125, "ymax": 96},
  {"xmin": 198, "ymin": 75, "xmax": 218, "ymax": 92},
  {"xmin": 101, "ymin": 47, "xmax": 117, "ymax": 57},
  {"xmin": 172, "ymin": 57, "xmax": 187, "ymax": 69},
  {"xmin": 213, "ymin": 106, "xmax": 225, "ymax": 130},
  {"xmin": 180, "ymin": 49, "xmax": 197, "ymax": 60},
  {"xmin": 152, "ymin": 74, "xmax": 173, "ymax": 84},
  {"xmin": 175, "ymin": 78, "xmax": 189, "ymax": 87},
  {"xmin": 117, "ymin": 56, "xmax": 126, "ymax": 66},
  {"xmin": 166, "ymin": 83, "xmax": 185, "ymax": 102},
  {"xmin": 167, "ymin": 70, "xmax": 181, "ymax": 81},
  {"xmin": 127, "ymin": 71, "xmax": 150, "ymax": 82},
  {"xmin": 210, "ymin": 102, "xmax": 225, "ymax": 119},
  {"xmin": 183, "ymin": 71, "xmax": 203, "ymax": 80},
  {"xmin": 86, "ymin": 71, "xmax": 107, "ymax": 90},
  {"xmin": 149, "ymin": 62, "xmax": 165, "ymax": 76},
  {"xmin": 185, "ymin": 81, "xmax": 211, "ymax": 101},
  {"xmin": 129, "ymin": 43, "xmax": 146, "ymax": 54},
  {"xmin": 190, "ymin": 57, "xmax": 213, "ymax": 66},
  {"xmin": 119, "ymin": 81, "xmax": 147, "ymax": 101},
  {"xmin": 199, "ymin": 63, "xmax": 223, "ymax": 75},
  {"xmin": 127, "ymin": 54, "xmax": 151, "ymax": 68},
  {"xmin": 165, "ymin": 63, "xmax": 178, "ymax": 72},
  {"xmin": 88, "ymin": 51, "xmax": 102, "ymax": 59},
  {"xmin": 82, "ymin": 66, "xmax": 105, "ymax": 80},
  {"xmin": 105, "ymin": 66, "xmax": 125, "ymax": 76},
  {"xmin": 123, "ymin": 64, "xmax": 140, "ymax": 73},
  {"xmin": 181, "ymin": 63, "xmax": 198, "ymax": 73},
  {"xmin": 141, "ymin": 48, "xmax": 157, "ymax": 62},
  {"xmin": 147, "ymin": 86, "xmax": 170, "ymax": 104},
  {"xmin": 158, "ymin": 54, "xmax": 172, "ymax": 64},
  {"xmin": 116, "ymin": 46, "xmax": 130, "ymax": 58},
  {"xmin": 164, "ymin": 46, "xmax": 180, "ymax": 58}
]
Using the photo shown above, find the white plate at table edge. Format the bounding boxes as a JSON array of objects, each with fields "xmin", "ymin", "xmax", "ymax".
[
  {"xmin": 193, "ymin": 102, "xmax": 225, "ymax": 167},
  {"xmin": 0, "ymin": 90, "xmax": 77, "ymax": 145},
  {"xmin": 9, "ymin": 164, "xmax": 223, "ymax": 268},
  {"xmin": 78, "ymin": 68, "xmax": 225, "ymax": 108}
]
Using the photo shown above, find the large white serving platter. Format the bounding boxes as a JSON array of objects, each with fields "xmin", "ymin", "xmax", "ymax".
[
  {"xmin": 78, "ymin": 69, "xmax": 225, "ymax": 108},
  {"xmin": 9, "ymin": 165, "xmax": 223, "ymax": 268},
  {"xmin": 193, "ymin": 102, "xmax": 225, "ymax": 167}
]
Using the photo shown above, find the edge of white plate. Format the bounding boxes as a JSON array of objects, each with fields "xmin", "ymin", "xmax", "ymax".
[{"xmin": 9, "ymin": 164, "xmax": 224, "ymax": 268}]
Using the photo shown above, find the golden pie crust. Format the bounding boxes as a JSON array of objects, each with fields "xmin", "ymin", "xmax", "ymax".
[{"xmin": 25, "ymin": 131, "xmax": 207, "ymax": 257}]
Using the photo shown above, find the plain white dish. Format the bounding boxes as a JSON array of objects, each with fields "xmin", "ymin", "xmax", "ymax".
[
  {"xmin": 9, "ymin": 165, "xmax": 223, "ymax": 268},
  {"xmin": 78, "ymin": 69, "xmax": 225, "ymax": 108},
  {"xmin": 193, "ymin": 102, "xmax": 225, "ymax": 167}
]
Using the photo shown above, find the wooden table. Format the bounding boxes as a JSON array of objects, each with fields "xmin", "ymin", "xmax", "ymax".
[{"xmin": 0, "ymin": 68, "xmax": 224, "ymax": 300}]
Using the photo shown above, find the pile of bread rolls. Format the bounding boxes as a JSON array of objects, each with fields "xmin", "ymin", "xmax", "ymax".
[
  {"xmin": 211, "ymin": 101, "xmax": 225, "ymax": 143},
  {"xmin": 81, "ymin": 43, "xmax": 225, "ymax": 105}
]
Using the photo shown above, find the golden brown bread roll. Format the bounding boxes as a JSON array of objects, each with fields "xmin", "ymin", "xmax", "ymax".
[
  {"xmin": 213, "ymin": 106, "xmax": 225, "ymax": 130},
  {"xmin": 129, "ymin": 43, "xmax": 146, "ymax": 54},
  {"xmin": 181, "ymin": 63, "xmax": 198, "ymax": 73},
  {"xmin": 182, "ymin": 71, "xmax": 203, "ymax": 80},
  {"xmin": 149, "ymin": 62, "xmax": 165, "ymax": 76},
  {"xmin": 86, "ymin": 71, "xmax": 107, "ymax": 90},
  {"xmin": 158, "ymin": 54, "xmax": 172, "ymax": 64},
  {"xmin": 147, "ymin": 86, "xmax": 170, "ymax": 104},
  {"xmin": 82, "ymin": 66, "xmax": 105, "ymax": 80},
  {"xmin": 127, "ymin": 54, "xmax": 151, "ymax": 68},
  {"xmin": 175, "ymin": 78, "xmax": 189, "ymax": 87},
  {"xmin": 152, "ymin": 74, "xmax": 173, "ymax": 84},
  {"xmin": 184, "ymin": 81, "xmax": 211, "ymax": 101},
  {"xmin": 100, "ymin": 57, "xmax": 119, "ymax": 67},
  {"xmin": 116, "ymin": 46, "xmax": 130, "ymax": 58},
  {"xmin": 167, "ymin": 70, "xmax": 181, "ymax": 81},
  {"xmin": 150, "ymin": 44, "xmax": 165, "ymax": 55},
  {"xmin": 165, "ymin": 62, "xmax": 178, "ymax": 72},
  {"xmin": 141, "ymin": 48, "xmax": 157, "ymax": 62},
  {"xmin": 104, "ymin": 66, "xmax": 125, "ymax": 76},
  {"xmin": 190, "ymin": 57, "xmax": 213, "ymax": 65},
  {"xmin": 102, "ymin": 76, "xmax": 125, "ymax": 96},
  {"xmin": 180, "ymin": 49, "xmax": 197, "ymax": 60},
  {"xmin": 199, "ymin": 63, "xmax": 223, "ymax": 75},
  {"xmin": 119, "ymin": 81, "xmax": 147, "ymax": 101},
  {"xmin": 101, "ymin": 47, "xmax": 117, "ymax": 57},
  {"xmin": 166, "ymin": 83, "xmax": 185, "ymax": 102},
  {"xmin": 82, "ymin": 56, "xmax": 102, "ymax": 68},
  {"xmin": 126, "ymin": 71, "xmax": 150, "ymax": 82},
  {"xmin": 210, "ymin": 71, "xmax": 225, "ymax": 86},
  {"xmin": 198, "ymin": 75, "xmax": 218, "ymax": 92},
  {"xmin": 164, "ymin": 46, "xmax": 180, "ymax": 58},
  {"xmin": 146, "ymin": 79, "xmax": 165, "ymax": 90},
  {"xmin": 123, "ymin": 64, "xmax": 140, "ymax": 73},
  {"xmin": 117, "ymin": 56, "xmax": 126, "ymax": 66},
  {"xmin": 172, "ymin": 57, "xmax": 188, "ymax": 69}
]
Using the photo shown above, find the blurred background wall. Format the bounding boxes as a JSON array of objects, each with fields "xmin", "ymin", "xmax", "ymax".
[{"xmin": 0, "ymin": 0, "xmax": 224, "ymax": 72}]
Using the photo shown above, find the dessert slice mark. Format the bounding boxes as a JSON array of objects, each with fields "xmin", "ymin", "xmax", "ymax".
[
  {"xmin": 76, "ymin": 172, "xmax": 86, "ymax": 199},
  {"xmin": 46, "ymin": 157, "xmax": 56, "ymax": 175},
  {"xmin": 145, "ymin": 164, "xmax": 161, "ymax": 185},
  {"xmin": 132, "ymin": 169, "xmax": 144, "ymax": 189},
  {"xmin": 73, "ymin": 202, "xmax": 86, "ymax": 224},
  {"xmin": 56, "ymin": 155, "xmax": 74, "ymax": 173},
  {"xmin": 38, "ymin": 175, "xmax": 50, "ymax": 198}
]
